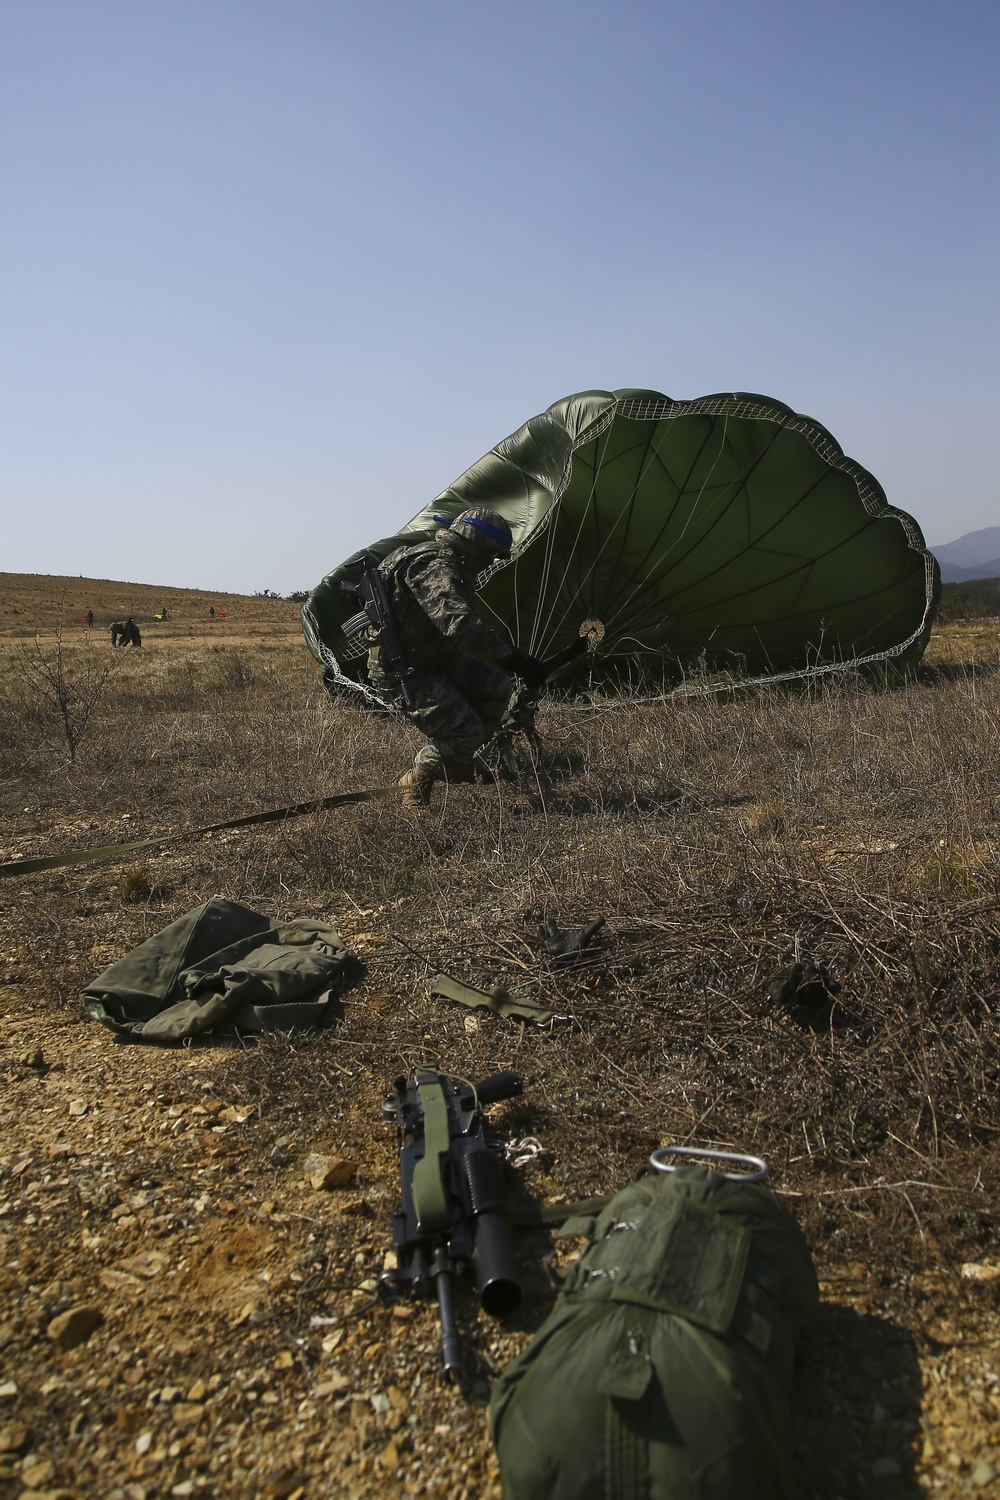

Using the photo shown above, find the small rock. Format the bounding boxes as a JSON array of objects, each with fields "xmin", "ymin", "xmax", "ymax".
[
  {"xmin": 158, "ymin": 1387, "xmax": 181, "ymax": 1404},
  {"xmin": 338, "ymin": 1195, "xmax": 372, "ymax": 1217},
  {"xmin": 0, "ymin": 1324, "xmax": 14, "ymax": 1351},
  {"xmin": 386, "ymin": 1384, "xmax": 408, "ymax": 1414},
  {"xmin": 262, "ymin": 1466, "xmax": 304, "ymax": 1498},
  {"xmin": 961, "ymin": 1262, "xmax": 1000, "ymax": 1283},
  {"xmin": 185, "ymin": 1380, "xmax": 207, "ymax": 1403},
  {"xmin": 314, "ymin": 1373, "xmax": 349, "ymax": 1398},
  {"xmin": 99, "ymin": 1270, "xmax": 143, "ymax": 1293},
  {"xmin": 302, "ymin": 1153, "xmax": 357, "ymax": 1191},
  {"xmin": 134, "ymin": 1431, "xmax": 153, "ymax": 1456},
  {"xmin": 971, "ymin": 1459, "xmax": 999, "ymax": 1488},
  {"xmin": 20, "ymin": 1458, "xmax": 56, "ymax": 1488},
  {"xmin": 118, "ymin": 1252, "xmax": 166, "ymax": 1279},
  {"xmin": 378, "ymin": 1440, "xmax": 399, "ymax": 1470},
  {"xmin": 0, "ymin": 1423, "xmax": 30, "ymax": 1454},
  {"xmin": 871, "ymin": 1457, "xmax": 901, "ymax": 1479},
  {"xmin": 0, "ymin": 1382, "xmax": 17, "ymax": 1402},
  {"xmin": 46, "ymin": 1305, "xmax": 102, "ymax": 1350},
  {"xmin": 67, "ymin": 1099, "xmax": 88, "ymax": 1118},
  {"xmin": 170, "ymin": 1484, "xmax": 195, "ymax": 1498},
  {"xmin": 20, "ymin": 1047, "xmax": 45, "ymax": 1069},
  {"xmin": 273, "ymin": 1351, "xmax": 294, "ymax": 1370},
  {"xmin": 231, "ymin": 1299, "xmax": 262, "ymax": 1328},
  {"xmin": 171, "ymin": 1403, "xmax": 204, "ymax": 1427},
  {"xmin": 218, "ymin": 1105, "xmax": 254, "ymax": 1125},
  {"xmin": 391, "ymin": 1305, "xmax": 413, "ymax": 1321}
]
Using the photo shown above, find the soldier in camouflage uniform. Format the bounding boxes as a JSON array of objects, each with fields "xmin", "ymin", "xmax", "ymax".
[{"xmin": 368, "ymin": 508, "xmax": 547, "ymax": 808}]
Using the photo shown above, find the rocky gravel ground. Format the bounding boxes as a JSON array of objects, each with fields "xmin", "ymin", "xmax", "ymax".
[
  {"xmin": 0, "ymin": 989, "xmax": 513, "ymax": 1500},
  {"xmin": 3, "ymin": 980, "xmax": 1000, "ymax": 1500}
]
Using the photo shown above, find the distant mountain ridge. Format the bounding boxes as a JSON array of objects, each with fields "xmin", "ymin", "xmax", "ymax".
[{"xmin": 930, "ymin": 527, "xmax": 1000, "ymax": 582}]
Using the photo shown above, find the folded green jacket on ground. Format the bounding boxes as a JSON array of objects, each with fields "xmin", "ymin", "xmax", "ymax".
[{"xmin": 82, "ymin": 898, "xmax": 350, "ymax": 1043}]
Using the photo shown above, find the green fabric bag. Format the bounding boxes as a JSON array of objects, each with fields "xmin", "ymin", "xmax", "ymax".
[
  {"xmin": 489, "ymin": 1166, "xmax": 818, "ymax": 1500},
  {"xmin": 82, "ymin": 898, "xmax": 350, "ymax": 1043}
]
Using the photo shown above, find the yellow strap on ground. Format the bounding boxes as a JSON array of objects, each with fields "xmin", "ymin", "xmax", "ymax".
[{"xmin": 0, "ymin": 784, "xmax": 401, "ymax": 879}]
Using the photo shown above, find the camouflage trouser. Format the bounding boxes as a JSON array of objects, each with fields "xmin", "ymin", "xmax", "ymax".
[{"xmin": 371, "ymin": 650, "xmax": 513, "ymax": 777}]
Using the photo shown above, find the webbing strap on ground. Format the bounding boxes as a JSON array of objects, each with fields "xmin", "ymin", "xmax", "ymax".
[
  {"xmin": 510, "ymin": 1194, "xmax": 614, "ymax": 1228},
  {"xmin": 0, "ymin": 784, "xmax": 401, "ymax": 879}
]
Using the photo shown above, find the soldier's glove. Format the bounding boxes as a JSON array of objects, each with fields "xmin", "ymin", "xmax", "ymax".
[
  {"xmin": 537, "ymin": 917, "xmax": 606, "ymax": 961},
  {"xmin": 504, "ymin": 647, "xmax": 548, "ymax": 688},
  {"xmin": 764, "ymin": 955, "xmax": 851, "ymax": 1030}
]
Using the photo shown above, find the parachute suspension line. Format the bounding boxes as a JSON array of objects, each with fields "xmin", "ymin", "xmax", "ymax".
[
  {"xmin": 592, "ymin": 414, "xmax": 725, "ymax": 633},
  {"xmin": 567, "ymin": 420, "xmax": 664, "ymax": 654},
  {"xmin": 532, "ymin": 425, "xmax": 658, "ymax": 660},
  {"xmin": 528, "ymin": 431, "xmax": 609, "ymax": 657},
  {"xmin": 598, "ymin": 413, "xmax": 739, "ymax": 638},
  {"xmin": 315, "ymin": 641, "xmax": 410, "ymax": 726},
  {"xmin": 600, "ymin": 413, "xmax": 802, "ymax": 641},
  {"xmin": 537, "ymin": 413, "xmax": 726, "ymax": 658},
  {"xmin": 476, "ymin": 405, "xmax": 617, "ymax": 657},
  {"xmin": 522, "ymin": 414, "xmax": 612, "ymax": 655}
]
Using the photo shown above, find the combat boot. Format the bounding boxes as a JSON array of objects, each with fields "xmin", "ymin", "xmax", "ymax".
[{"xmin": 397, "ymin": 767, "xmax": 435, "ymax": 811}]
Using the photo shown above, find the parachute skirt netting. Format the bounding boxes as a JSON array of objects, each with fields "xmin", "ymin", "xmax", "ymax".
[{"xmin": 302, "ymin": 388, "xmax": 939, "ymax": 693}]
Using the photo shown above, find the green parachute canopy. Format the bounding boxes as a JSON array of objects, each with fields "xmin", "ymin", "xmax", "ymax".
[{"xmin": 303, "ymin": 388, "xmax": 939, "ymax": 690}]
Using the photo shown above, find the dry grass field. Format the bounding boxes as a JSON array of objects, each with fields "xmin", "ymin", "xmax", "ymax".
[
  {"xmin": 2, "ymin": 575, "xmax": 1000, "ymax": 1499},
  {"xmin": 0, "ymin": 573, "xmax": 302, "ymax": 646}
]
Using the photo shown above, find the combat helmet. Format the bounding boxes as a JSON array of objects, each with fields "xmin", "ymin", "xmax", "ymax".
[{"xmin": 445, "ymin": 508, "xmax": 513, "ymax": 558}]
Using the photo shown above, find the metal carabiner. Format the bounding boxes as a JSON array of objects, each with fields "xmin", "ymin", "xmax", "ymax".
[{"xmin": 649, "ymin": 1145, "xmax": 769, "ymax": 1183}]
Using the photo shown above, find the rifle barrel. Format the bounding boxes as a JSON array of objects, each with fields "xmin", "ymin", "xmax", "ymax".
[{"xmin": 435, "ymin": 1268, "xmax": 461, "ymax": 1379}]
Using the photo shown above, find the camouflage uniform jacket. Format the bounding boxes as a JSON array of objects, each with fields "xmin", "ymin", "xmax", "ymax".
[{"xmin": 377, "ymin": 531, "xmax": 509, "ymax": 671}]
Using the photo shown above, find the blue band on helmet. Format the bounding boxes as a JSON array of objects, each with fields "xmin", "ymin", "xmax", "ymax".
[{"xmin": 464, "ymin": 516, "xmax": 512, "ymax": 547}]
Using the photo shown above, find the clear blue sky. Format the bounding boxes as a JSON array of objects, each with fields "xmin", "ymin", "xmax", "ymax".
[{"xmin": 2, "ymin": 0, "xmax": 997, "ymax": 592}]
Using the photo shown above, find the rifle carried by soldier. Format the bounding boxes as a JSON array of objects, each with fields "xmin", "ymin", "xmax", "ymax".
[
  {"xmin": 378, "ymin": 1068, "xmax": 523, "ymax": 1378},
  {"xmin": 341, "ymin": 553, "xmax": 416, "ymax": 709}
]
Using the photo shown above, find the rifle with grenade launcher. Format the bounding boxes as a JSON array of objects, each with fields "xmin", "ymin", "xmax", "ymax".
[{"xmin": 378, "ymin": 1068, "xmax": 523, "ymax": 1378}]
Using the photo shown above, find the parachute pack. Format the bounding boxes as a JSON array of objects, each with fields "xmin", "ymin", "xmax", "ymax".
[{"xmin": 489, "ymin": 1160, "xmax": 819, "ymax": 1500}]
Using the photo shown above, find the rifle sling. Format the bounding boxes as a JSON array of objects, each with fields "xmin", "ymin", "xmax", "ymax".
[
  {"xmin": 411, "ymin": 1078, "xmax": 452, "ymax": 1234},
  {"xmin": 430, "ymin": 973, "xmax": 569, "ymax": 1029}
]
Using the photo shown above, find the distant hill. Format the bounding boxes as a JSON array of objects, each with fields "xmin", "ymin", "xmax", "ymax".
[
  {"xmin": 0, "ymin": 573, "xmax": 302, "ymax": 638},
  {"xmin": 931, "ymin": 526, "xmax": 1000, "ymax": 582}
]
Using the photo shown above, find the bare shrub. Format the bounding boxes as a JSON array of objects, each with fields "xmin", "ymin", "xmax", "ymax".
[{"xmin": 7, "ymin": 615, "xmax": 123, "ymax": 764}]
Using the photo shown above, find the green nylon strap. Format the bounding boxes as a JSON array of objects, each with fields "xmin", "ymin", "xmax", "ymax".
[
  {"xmin": 510, "ymin": 1194, "xmax": 614, "ymax": 1229},
  {"xmin": 411, "ymin": 1077, "xmax": 452, "ymax": 1234},
  {"xmin": 430, "ymin": 973, "xmax": 570, "ymax": 1029},
  {"xmin": 0, "ymin": 784, "xmax": 401, "ymax": 879}
]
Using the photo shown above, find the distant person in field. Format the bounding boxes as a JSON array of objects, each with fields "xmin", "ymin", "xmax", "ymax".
[
  {"xmin": 210, "ymin": 606, "xmax": 215, "ymax": 618},
  {"xmin": 86, "ymin": 609, "xmax": 94, "ymax": 629},
  {"xmin": 111, "ymin": 617, "xmax": 142, "ymax": 647}
]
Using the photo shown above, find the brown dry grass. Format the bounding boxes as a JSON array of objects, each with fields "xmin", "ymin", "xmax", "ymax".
[
  {"xmin": 0, "ymin": 571, "xmax": 302, "ymax": 642},
  {"xmin": 2, "ymin": 609, "xmax": 1000, "ymax": 1497}
]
